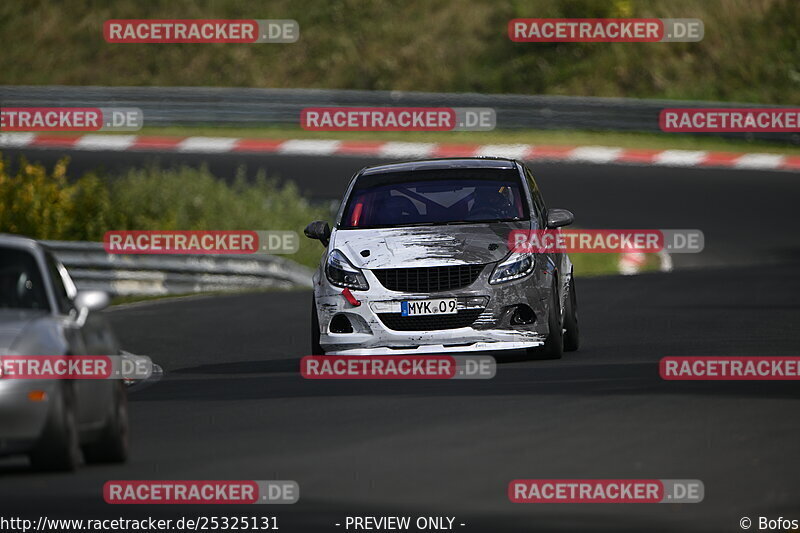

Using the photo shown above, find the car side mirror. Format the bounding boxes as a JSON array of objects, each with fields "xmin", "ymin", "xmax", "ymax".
[
  {"xmin": 546, "ymin": 208, "xmax": 575, "ymax": 229},
  {"xmin": 71, "ymin": 290, "xmax": 110, "ymax": 326},
  {"xmin": 74, "ymin": 290, "xmax": 111, "ymax": 313},
  {"xmin": 304, "ymin": 220, "xmax": 331, "ymax": 246}
]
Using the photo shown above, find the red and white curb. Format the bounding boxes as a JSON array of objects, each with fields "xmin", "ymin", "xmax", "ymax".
[
  {"xmin": 618, "ymin": 249, "xmax": 673, "ymax": 275},
  {"xmin": 1, "ymin": 133, "xmax": 798, "ymax": 172}
]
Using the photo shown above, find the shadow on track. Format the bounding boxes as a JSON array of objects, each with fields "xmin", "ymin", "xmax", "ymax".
[{"xmin": 133, "ymin": 356, "xmax": 800, "ymax": 403}]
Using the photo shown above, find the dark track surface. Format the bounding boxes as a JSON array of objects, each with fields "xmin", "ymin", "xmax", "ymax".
[{"xmin": 1, "ymin": 149, "xmax": 799, "ymax": 532}]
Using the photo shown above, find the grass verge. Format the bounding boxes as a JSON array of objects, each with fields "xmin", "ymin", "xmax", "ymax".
[{"xmin": 1, "ymin": 0, "xmax": 798, "ymax": 105}]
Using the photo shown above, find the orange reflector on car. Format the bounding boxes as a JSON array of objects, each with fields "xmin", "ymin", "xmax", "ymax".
[{"xmin": 27, "ymin": 390, "xmax": 47, "ymax": 402}]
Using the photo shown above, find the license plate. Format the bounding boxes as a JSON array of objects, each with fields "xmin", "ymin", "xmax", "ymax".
[{"xmin": 401, "ymin": 298, "xmax": 457, "ymax": 316}]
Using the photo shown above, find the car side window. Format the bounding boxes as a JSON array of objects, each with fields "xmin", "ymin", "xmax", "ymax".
[
  {"xmin": 44, "ymin": 252, "xmax": 73, "ymax": 315},
  {"xmin": 0, "ymin": 248, "xmax": 50, "ymax": 311},
  {"xmin": 525, "ymin": 167, "xmax": 547, "ymax": 227}
]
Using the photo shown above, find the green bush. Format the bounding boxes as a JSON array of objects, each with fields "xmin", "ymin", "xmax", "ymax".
[
  {"xmin": 0, "ymin": 157, "xmax": 113, "ymax": 241},
  {"xmin": 0, "ymin": 155, "xmax": 329, "ymax": 269}
]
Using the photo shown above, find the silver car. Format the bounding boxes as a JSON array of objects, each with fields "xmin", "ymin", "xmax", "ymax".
[
  {"xmin": 0, "ymin": 234, "xmax": 128, "ymax": 471},
  {"xmin": 306, "ymin": 158, "xmax": 579, "ymax": 358}
]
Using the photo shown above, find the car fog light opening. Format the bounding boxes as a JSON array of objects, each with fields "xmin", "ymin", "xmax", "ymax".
[
  {"xmin": 511, "ymin": 305, "xmax": 536, "ymax": 325},
  {"xmin": 330, "ymin": 314, "xmax": 354, "ymax": 334}
]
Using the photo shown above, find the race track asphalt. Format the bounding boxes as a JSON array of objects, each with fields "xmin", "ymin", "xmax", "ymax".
[{"xmin": 1, "ymin": 148, "xmax": 799, "ymax": 532}]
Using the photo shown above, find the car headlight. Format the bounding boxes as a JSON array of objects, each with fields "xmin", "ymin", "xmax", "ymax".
[
  {"xmin": 489, "ymin": 252, "xmax": 535, "ymax": 284},
  {"xmin": 325, "ymin": 249, "xmax": 369, "ymax": 290}
]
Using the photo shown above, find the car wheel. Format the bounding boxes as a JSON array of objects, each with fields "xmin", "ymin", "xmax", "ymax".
[
  {"xmin": 563, "ymin": 275, "xmax": 580, "ymax": 352},
  {"xmin": 535, "ymin": 282, "xmax": 563, "ymax": 360},
  {"xmin": 30, "ymin": 383, "xmax": 82, "ymax": 471},
  {"xmin": 83, "ymin": 381, "xmax": 129, "ymax": 464},
  {"xmin": 311, "ymin": 294, "xmax": 324, "ymax": 355}
]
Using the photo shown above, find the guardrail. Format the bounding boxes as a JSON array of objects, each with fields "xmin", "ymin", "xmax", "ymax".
[
  {"xmin": 45, "ymin": 240, "xmax": 313, "ymax": 296},
  {"xmin": 1, "ymin": 85, "xmax": 796, "ymax": 143}
]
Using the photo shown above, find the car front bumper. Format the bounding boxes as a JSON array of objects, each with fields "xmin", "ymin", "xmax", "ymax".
[
  {"xmin": 0, "ymin": 379, "xmax": 57, "ymax": 455},
  {"xmin": 314, "ymin": 265, "xmax": 556, "ymax": 355}
]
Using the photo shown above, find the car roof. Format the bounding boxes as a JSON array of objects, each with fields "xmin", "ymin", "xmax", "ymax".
[
  {"xmin": 0, "ymin": 233, "xmax": 42, "ymax": 252},
  {"xmin": 360, "ymin": 157, "xmax": 518, "ymax": 176}
]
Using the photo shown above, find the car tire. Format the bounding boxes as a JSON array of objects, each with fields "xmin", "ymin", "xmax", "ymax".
[
  {"xmin": 311, "ymin": 294, "xmax": 324, "ymax": 355},
  {"xmin": 536, "ymin": 282, "xmax": 564, "ymax": 360},
  {"xmin": 563, "ymin": 275, "xmax": 580, "ymax": 352},
  {"xmin": 29, "ymin": 383, "xmax": 82, "ymax": 471},
  {"xmin": 83, "ymin": 381, "xmax": 129, "ymax": 464}
]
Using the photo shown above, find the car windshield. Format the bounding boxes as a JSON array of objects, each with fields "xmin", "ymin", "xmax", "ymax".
[
  {"xmin": 0, "ymin": 247, "xmax": 50, "ymax": 311},
  {"xmin": 340, "ymin": 168, "xmax": 529, "ymax": 229}
]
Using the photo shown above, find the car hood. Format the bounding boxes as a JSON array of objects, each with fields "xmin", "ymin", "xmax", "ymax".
[
  {"xmin": 333, "ymin": 221, "xmax": 531, "ymax": 269},
  {"xmin": 0, "ymin": 310, "xmax": 56, "ymax": 353}
]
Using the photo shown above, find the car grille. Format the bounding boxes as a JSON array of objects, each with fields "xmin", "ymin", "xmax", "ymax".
[
  {"xmin": 377, "ymin": 309, "xmax": 483, "ymax": 331},
  {"xmin": 372, "ymin": 264, "xmax": 486, "ymax": 292}
]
